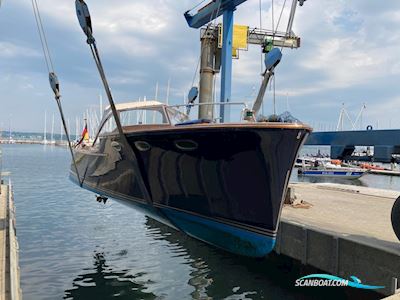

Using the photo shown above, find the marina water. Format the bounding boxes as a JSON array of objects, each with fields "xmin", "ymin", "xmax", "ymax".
[{"xmin": 1, "ymin": 144, "xmax": 395, "ymax": 300}]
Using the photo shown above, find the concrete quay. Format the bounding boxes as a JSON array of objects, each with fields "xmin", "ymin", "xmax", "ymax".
[
  {"xmin": 277, "ymin": 183, "xmax": 400, "ymax": 298},
  {"xmin": 0, "ymin": 180, "xmax": 21, "ymax": 300}
]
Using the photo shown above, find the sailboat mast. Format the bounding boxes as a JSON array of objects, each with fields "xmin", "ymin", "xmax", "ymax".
[
  {"xmin": 44, "ymin": 111, "xmax": 47, "ymax": 143},
  {"xmin": 155, "ymin": 82, "xmax": 159, "ymax": 100},
  {"xmin": 51, "ymin": 113, "xmax": 55, "ymax": 142},
  {"xmin": 75, "ymin": 117, "xmax": 79, "ymax": 140},
  {"xmin": 8, "ymin": 115, "xmax": 11, "ymax": 142},
  {"xmin": 99, "ymin": 94, "xmax": 103, "ymax": 121},
  {"xmin": 166, "ymin": 78, "xmax": 171, "ymax": 105},
  {"xmin": 60, "ymin": 119, "xmax": 63, "ymax": 142}
]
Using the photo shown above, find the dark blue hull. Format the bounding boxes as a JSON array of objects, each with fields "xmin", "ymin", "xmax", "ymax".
[
  {"xmin": 70, "ymin": 124, "xmax": 309, "ymax": 257},
  {"xmin": 71, "ymin": 176, "xmax": 276, "ymax": 257}
]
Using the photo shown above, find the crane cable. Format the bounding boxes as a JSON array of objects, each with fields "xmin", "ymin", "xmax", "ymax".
[
  {"xmin": 271, "ymin": 0, "xmax": 277, "ymax": 115},
  {"xmin": 31, "ymin": 0, "xmax": 83, "ymax": 187},
  {"xmin": 259, "ymin": 0, "xmax": 264, "ymax": 115}
]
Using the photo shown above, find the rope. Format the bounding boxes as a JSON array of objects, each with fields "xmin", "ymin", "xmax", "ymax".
[
  {"xmin": 33, "ymin": 0, "xmax": 54, "ymax": 71},
  {"xmin": 275, "ymin": 0, "xmax": 287, "ymax": 35},
  {"xmin": 191, "ymin": 54, "xmax": 201, "ymax": 89},
  {"xmin": 259, "ymin": 0, "xmax": 263, "ymax": 75},
  {"xmin": 31, "ymin": 0, "xmax": 51, "ymax": 72},
  {"xmin": 89, "ymin": 42, "xmax": 125, "ymax": 137},
  {"xmin": 259, "ymin": 0, "xmax": 265, "ymax": 115},
  {"xmin": 31, "ymin": 0, "xmax": 82, "ymax": 186},
  {"xmin": 273, "ymin": 74, "xmax": 276, "ymax": 115},
  {"xmin": 55, "ymin": 96, "xmax": 82, "ymax": 186},
  {"xmin": 271, "ymin": 0, "xmax": 275, "ymax": 37}
]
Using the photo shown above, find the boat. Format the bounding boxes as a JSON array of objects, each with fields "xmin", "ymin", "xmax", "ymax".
[
  {"xmin": 298, "ymin": 161, "xmax": 368, "ymax": 179},
  {"xmin": 298, "ymin": 168, "xmax": 367, "ymax": 179},
  {"xmin": 30, "ymin": 0, "xmax": 311, "ymax": 257},
  {"xmin": 71, "ymin": 101, "xmax": 310, "ymax": 257},
  {"xmin": 359, "ymin": 163, "xmax": 385, "ymax": 171}
]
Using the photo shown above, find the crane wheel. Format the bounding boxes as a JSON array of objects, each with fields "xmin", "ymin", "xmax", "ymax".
[{"xmin": 392, "ymin": 196, "xmax": 400, "ymax": 241}]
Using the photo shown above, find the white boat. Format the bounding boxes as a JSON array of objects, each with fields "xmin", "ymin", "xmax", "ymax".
[{"xmin": 297, "ymin": 160, "xmax": 368, "ymax": 179}]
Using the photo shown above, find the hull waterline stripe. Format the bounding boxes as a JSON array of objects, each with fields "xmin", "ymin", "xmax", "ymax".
[{"xmin": 69, "ymin": 172, "xmax": 277, "ymax": 238}]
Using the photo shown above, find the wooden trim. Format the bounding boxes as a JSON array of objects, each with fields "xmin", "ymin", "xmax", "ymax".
[{"xmin": 122, "ymin": 123, "xmax": 312, "ymax": 134}]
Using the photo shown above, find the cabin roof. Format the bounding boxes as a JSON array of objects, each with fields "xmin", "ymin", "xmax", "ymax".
[{"xmin": 105, "ymin": 100, "xmax": 165, "ymax": 112}]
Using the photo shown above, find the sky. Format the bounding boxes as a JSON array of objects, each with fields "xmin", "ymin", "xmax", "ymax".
[{"xmin": 0, "ymin": 0, "xmax": 400, "ymax": 133}]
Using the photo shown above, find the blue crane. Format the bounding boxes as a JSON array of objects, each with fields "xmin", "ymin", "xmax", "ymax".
[
  {"xmin": 185, "ymin": 0, "xmax": 247, "ymax": 121},
  {"xmin": 184, "ymin": 0, "xmax": 307, "ymax": 122}
]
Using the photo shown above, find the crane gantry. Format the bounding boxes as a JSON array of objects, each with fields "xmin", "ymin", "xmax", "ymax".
[{"xmin": 184, "ymin": 0, "xmax": 307, "ymax": 121}]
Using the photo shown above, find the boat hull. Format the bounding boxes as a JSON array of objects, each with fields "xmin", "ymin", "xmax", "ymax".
[{"xmin": 70, "ymin": 124, "xmax": 309, "ymax": 257}]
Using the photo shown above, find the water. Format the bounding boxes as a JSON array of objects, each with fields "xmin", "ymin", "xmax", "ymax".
[
  {"xmin": 292, "ymin": 169, "xmax": 400, "ymax": 191},
  {"xmin": 0, "ymin": 144, "xmax": 389, "ymax": 300},
  {"xmin": 296, "ymin": 146, "xmax": 400, "ymax": 191}
]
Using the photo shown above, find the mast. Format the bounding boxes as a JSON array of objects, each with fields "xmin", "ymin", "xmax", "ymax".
[
  {"xmin": 155, "ymin": 82, "xmax": 159, "ymax": 100},
  {"xmin": 75, "ymin": 117, "xmax": 79, "ymax": 140},
  {"xmin": 43, "ymin": 111, "xmax": 47, "ymax": 143},
  {"xmin": 166, "ymin": 78, "xmax": 171, "ymax": 105},
  {"xmin": 51, "ymin": 113, "xmax": 55, "ymax": 143},
  {"xmin": 99, "ymin": 94, "xmax": 103, "ymax": 121},
  {"xmin": 8, "ymin": 114, "xmax": 11, "ymax": 142}
]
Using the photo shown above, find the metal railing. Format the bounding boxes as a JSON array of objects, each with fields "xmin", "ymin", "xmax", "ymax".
[{"xmin": 168, "ymin": 101, "xmax": 251, "ymax": 122}]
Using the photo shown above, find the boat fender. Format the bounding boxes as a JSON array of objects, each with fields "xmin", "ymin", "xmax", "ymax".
[
  {"xmin": 391, "ymin": 196, "xmax": 400, "ymax": 241},
  {"xmin": 366, "ymin": 125, "xmax": 373, "ymax": 131}
]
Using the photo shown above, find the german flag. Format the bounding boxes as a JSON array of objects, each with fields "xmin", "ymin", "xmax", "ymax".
[{"xmin": 77, "ymin": 122, "xmax": 89, "ymax": 146}]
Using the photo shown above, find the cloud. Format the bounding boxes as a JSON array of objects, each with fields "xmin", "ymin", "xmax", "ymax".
[
  {"xmin": 1, "ymin": 0, "xmax": 400, "ymax": 132},
  {"xmin": 0, "ymin": 41, "xmax": 41, "ymax": 58}
]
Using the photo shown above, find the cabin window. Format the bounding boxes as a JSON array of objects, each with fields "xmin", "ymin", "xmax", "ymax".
[
  {"xmin": 166, "ymin": 107, "xmax": 189, "ymax": 125},
  {"xmin": 119, "ymin": 109, "xmax": 168, "ymax": 126}
]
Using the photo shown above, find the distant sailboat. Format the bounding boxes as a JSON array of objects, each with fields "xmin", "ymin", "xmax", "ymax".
[
  {"xmin": 8, "ymin": 115, "xmax": 14, "ymax": 144},
  {"xmin": 43, "ymin": 111, "xmax": 48, "ymax": 144},
  {"xmin": 50, "ymin": 113, "xmax": 55, "ymax": 145}
]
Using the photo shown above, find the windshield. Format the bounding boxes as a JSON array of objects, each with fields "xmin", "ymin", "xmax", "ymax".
[
  {"xmin": 92, "ymin": 106, "xmax": 173, "ymax": 146},
  {"xmin": 119, "ymin": 108, "xmax": 169, "ymax": 126},
  {"xmin": 166, "ymin": 107, "xmax": 189, "ymax": 125}
]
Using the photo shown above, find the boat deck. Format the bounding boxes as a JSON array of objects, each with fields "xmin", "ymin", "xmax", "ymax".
[
  {"xmin": 278, "ymin": 183, "xmax": 400, "ymax": 298},
  {"xmin": 0, "ymin": 184, "xmax": 7, "ymax": 300},
  {"xmin": 0, "ymin": 181, "xmax": 21, "ymax": 300}
]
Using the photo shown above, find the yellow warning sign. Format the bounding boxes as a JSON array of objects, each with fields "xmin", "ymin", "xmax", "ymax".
[
  {"xmin": 233, "ymin": 24, "xmax": 248, "ymax": 50},
  {"xmin": 218, "ymin": 24, "xmax": 249, "ymax": 58}
]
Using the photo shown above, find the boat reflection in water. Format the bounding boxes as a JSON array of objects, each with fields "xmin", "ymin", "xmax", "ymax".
[
  {"xmin": 141, "ymin": 218, "xmax": 375, "ymax": 300},
  {"xmin": 70, "ymin": 101, "xmax": 310, "ymax": 257},
  {"xmin": 62, "ymin": 217, "xmax": 380, "ymax": 300},
  {"xmin": 63, "ymin": 251, "xmax": 156, "ymax": 300}
]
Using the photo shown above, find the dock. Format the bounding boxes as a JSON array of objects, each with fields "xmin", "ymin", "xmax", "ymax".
[
  {"xmin": 369, "ymin": 169, "xmax": 400, "ymax": 177},
  {"xmin": 0, "ymin": 179, "xmax": 22, "ymax": 300},
  {"xmin": 278, "ymin": 183, "xmax": 400, "ymax": 298}
]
